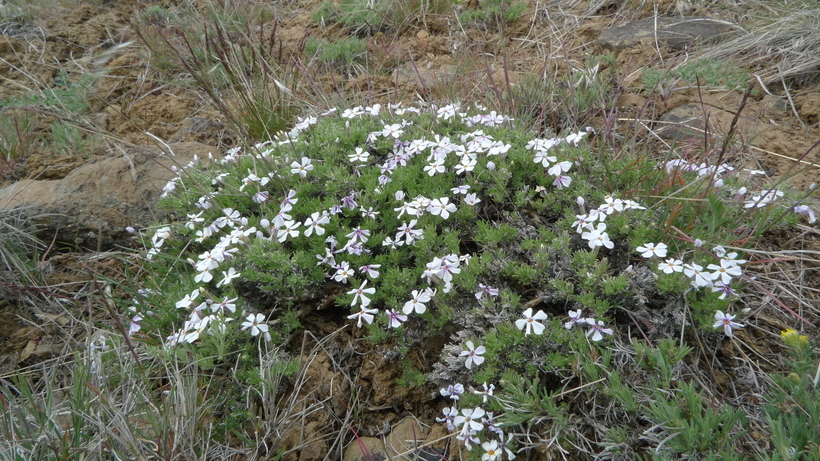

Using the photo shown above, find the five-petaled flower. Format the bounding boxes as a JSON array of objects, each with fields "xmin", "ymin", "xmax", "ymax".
[
  {"xmin": 290, "ymin": 157, "xmax": 314, "ymax": 178},
  {"xmin": 348, "ymin": 307, "xmax": 378, "ymax": 327},
  {"xmin": 440, "ymin": 383, "xmax": 465, "ymax": 400},
  {"xmin": 454, "ymin": 407, "xmax": 485, "ymax": 435},
  {"xmin": 303, "ymin": 212, "xmax": 330, "ymax": 237},
  {"xmin": 475, "ymin": 284, "xmax": 499, "ymax": 300},
  {"xmin": 403, "ymin": 289, "xmax": 432, "ymax": 314},
  {"xmin": 481, "ymin": 440, "xmax": 500, "ymax": 461},
  {"xmin": 683, "ymin": 262, "xmax": 712, "ymax": 288},
  {"xmin": 241, "ymin": 313, "xmax": 270, "ymax": 340},
  {"xmin": 515, "ymin": 308, "xmax": 548, "ymax": 336},
  {"xmin": 460, "ymin": 341, "xmax": 486, "ymax": 369},
  {"xmin": 713, "ymin": 310, "xmax": 744, "ymax": 337},
  {"xmin": 707, "ymin": 259, "xmax": 743, "ymax": 285},
  {"xmin": 564, "ymin": 309, "xmax": 585, "ymax": 329},
  {"xmin": 216, "ymin": 267, "xmax": 240, "ymax": 288},
  {"xmin": 636, "ymin": 242, "xmax": 668, "ymax": 258},
  {"xmin": 658, "ymin": 258, "xmax": 684, "ymax": 274},
  {"xmin": 347, "ymin": 280, "xmax": 376, "ymax": 307},
  {"xmin": 386, "ymin": 309, "xmax": 407, "ymax": 328},
  {"xmin": 585, "ymin": 318, "xmax": 613, "ymax": 342}
]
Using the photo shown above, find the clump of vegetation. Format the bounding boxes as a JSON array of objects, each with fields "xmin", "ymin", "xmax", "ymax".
[
  {"xmin": 643, "ymin": 57, "xmax": 750, "ymax": 93},
  {"xmin": 305, "ymin": 36, "xmax": 368, "ymax": 71},
  {"xmin": 311, "ymin": 0, "xmax": 455, "ymax": 35},
  {"xmin": 113, "ymin": 101, "xmax": 815, "ymax": 457},
  {"xmin": 458, "ymin": 0, "xmax": 529, "ymax": 27}
]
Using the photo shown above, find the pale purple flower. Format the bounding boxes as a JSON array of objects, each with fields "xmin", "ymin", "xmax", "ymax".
[
  {"xmin": 359, "ymin": 264, "xmax": 381, "ymax": 278},
  {"xmin": 252, "ymin": 191, "xmax": 270, "ymax": 203},
  {"xmin": 499, "ymin": 432, "xmax": 516, "ymax": 459},
  {"xmin": 553, "ymin": 175, "xmax": 573, "ymax": 189},
  {"xmin": 441, "ymin": 383, "xmax": 465, "ymax": 400},
  {"xmin": 564, "ymin": 309, "xmax": 585, "ymax": 329},
  {"xmin": 482, "ymin": 412, "xmax": 503, "ymax": 436},
  {"xmin": 341, "ymin": 194, "xmax": 358, "ymax": 210},
  {"xmin": 386, "ymin": 309, "xmax": 407, "ymax": 328},
  {"xmin": 437, "ymin": 406, "xmax": 458, "ymax": 431},
  {"xmin": 711, "ymin": 282, "xmax": 737, "ymax": 300},
  {"xmin": 585, "ymin": 319, "xmax": 613, "ymax": 341},
  {"xmin": 475, "ymin": 284, "xmax": 499, "ymax": 300},
  {"xmin": 473, "ymin": 382, "xmax": 495, "ymax": 403},
  {"xmin": 457, "ymin": 430, "xmax": 481, "ymax": 451},
  {"xmin": 713, "ymin": 310, "xmax": 744, "ymax": 337},
  {"xmin": 794, "ymin": 205, "xmax": 817, "ymax": 224},
  {"xmin": 332, "ymin": 262, "xmax": 355, "ymax": 283},
  {"xmin": 346, "ymin": 226, "xmax": 371, "ymax": 244},
  {"xmin": 128, "ymin": 314, "xmax": 142, "ymax": 336}
]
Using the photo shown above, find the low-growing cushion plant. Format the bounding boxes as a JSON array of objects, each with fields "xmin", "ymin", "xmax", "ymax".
[{"xmin": 124, "ymin": 101, "xmax": 816, "ymax": 458}]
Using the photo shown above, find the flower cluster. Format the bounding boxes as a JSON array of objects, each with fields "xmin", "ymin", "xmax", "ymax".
[
  {"xmin": 572, "ymin": 195, "xmax": 645, "ymax": 250},
  {"xmin": 525, "ymin": 128, "xmax": 591, "ymax": 190},
  {"xmin": 564, "ymin": 309, "xmax": 613, "ymax": 341},
  {"xmin": 436, "ymin": 379, "xmax": 515, "ymax": 458}
]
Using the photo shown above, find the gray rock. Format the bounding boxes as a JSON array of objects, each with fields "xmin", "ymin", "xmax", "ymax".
[
  {"xmin": 0, "ymin": 142, "xmax": 218, "ymax": 251},
  {"xmin": 598, "ymin": 17, "xmax": 736, "ymax": 50}
]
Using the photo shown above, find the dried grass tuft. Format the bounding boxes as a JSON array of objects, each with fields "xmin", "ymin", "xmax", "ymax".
[{"xmin": 702, "ymin": 8, "xmax": 820, "ymax": 86}]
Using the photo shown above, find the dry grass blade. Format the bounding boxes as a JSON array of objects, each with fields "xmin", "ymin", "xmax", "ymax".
[{"xmin": 701, "ymin": 9, "xmax": 820, "ymax": 85}]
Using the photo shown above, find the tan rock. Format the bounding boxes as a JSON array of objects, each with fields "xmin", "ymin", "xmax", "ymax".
[{"xmin": 0, "ymin": 142, "xmax": 218, "ymax": 250}]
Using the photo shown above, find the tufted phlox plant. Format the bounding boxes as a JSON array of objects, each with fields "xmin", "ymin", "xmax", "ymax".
[{"xmin": 126, "ymin": 101, "xmax": 815, "ymax": 455}]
